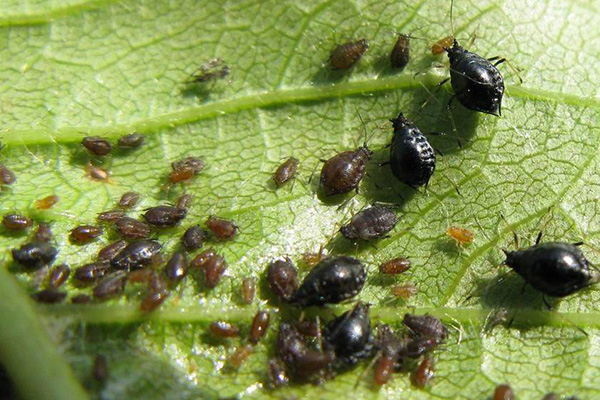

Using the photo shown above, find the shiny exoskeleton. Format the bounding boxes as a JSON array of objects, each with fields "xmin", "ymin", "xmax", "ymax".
[
  {"xmin": 98, "ymin": 240, "xmax": 128, "ymax": 261},
  {"xmin": 115, "ymin": 217, "xmax": 151, "ymax": 239},
  {"xmin": 48, "ymin": 264, "xmax": 70, "ymax": 288},
  {"xmin": 340, "ymin": 205, "xmax": 398, "ymax": 240},
  {"xmin": 329, "ymin": 39, "xmax": 369, "ymax": 70},
  {"xmin": 320, "ymin": 147, "xmax": 372, "ymax": 196},
  {"xmin": 82, "ymin": 136, "xmax": 112, "ymax": 156},
  {"xmin": 111, "ymin": 240, "xmax": 162, "ymax": 271},
  {"xmin": 503, "ymin": 242, "xmax": 599, "ymax": 297},
  {"xmin": 69, "ymin": 225, "xmax": 103, "ymax": 244},
  {"xmin": 12, "ymin": 242, "xmax": 58, "ymax": 270},
  {"xmin": 273, "ymin": 157, "xmax": 299, "ymax": 187},
  {"xmin": 390, "ymin": 34, "xmax": 410, "ymax": 69},
  {"xmin": 118, "ymin": 191, "xmax": 140, "ymax": 208},
  {"xmin": 290, "ymin": 256, "xmax": 366, "ymax": 307},
  {"xmin": 165, "ymin": 252, "xmax": 188, "ymax": 286},
  {"xmin": 445, "ymin": 40, "xmax": 505, "ymax": 116},
  {"xmin": 323, "ymin": 302, "xmax": 375, "ymax": 367},
  {"xmin": 493, "ymin": 384, "xmax": 515, "ymax": 400},
  {"xmin": 249, "ymin": 310, "xmax": 270, "ymax": 344},
  {"xmin": 181, "ymin": 226, "xmax": 205, "ymax": 251},
  {"xmin": 267, "ymin": 258, "xmax": 298, "ymax": 302},
  {"xmin": 143, "ymin": 206, "xmax": 186, "ymax": 228},
  {"xmin": 2, "ymin": 214, "xmax": 32, "ymax": 231},
  {"xmin": 389, "ymin": 113, "xmax": 436, "ymax": 187}
]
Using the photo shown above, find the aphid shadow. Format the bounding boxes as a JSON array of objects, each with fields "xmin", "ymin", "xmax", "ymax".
[
  {"xmin": 311, "ymin": 66, "xmax": 350, "ymax": 86},
  {"xmin": 433, "ymin": 237, "xmax": 467, "ymax": 256},
  {"xmin": 179, "ymin": 83, "xmax": 215, "ymax": 100}
]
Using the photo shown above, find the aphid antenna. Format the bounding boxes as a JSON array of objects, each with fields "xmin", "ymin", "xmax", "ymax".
[
  {"xmin": 499, "ymin": 213, "xmax": 519, "ymax": 251},
  {"xmin": 354, "ymin": 106, "xmax": 378, "ymax": 150},
  {"xmin": 474, "ymin": 216, "xmax": 493, "ymax": 242}
]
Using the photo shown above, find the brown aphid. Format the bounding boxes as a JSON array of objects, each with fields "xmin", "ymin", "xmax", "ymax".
[
  {"xmin": 118, "ymin": 191, "xmax": 139, "ymax": 208},
  {"xmin": 140, "ymin": 274, "xmax": 170, "ymax": 312},
  {"xmin": 391, "ymin": 283, "xmax": 418, "ymax": 299},
  {"xmin": 432, "ymin": 35, "xmax": 454, "ymax": 55},
  {"xmin": 390, "ymin": 34, "xmax": 410, "ymax": 69},
  {"xmin": 172, "ymin": 156, "xmax": 205, "ymax": 174},
  {"xmin": 493, "ymin": 384, "xmax": 515, "ymax": 400},
  {"xmin": 93, "ymin": 271, "xmax": 127, "ymax": 301},
  {"xmin": 268, "ymin": 359, "xmax": 289, "ymax": 388},
  {"xmin": 541, "ymin": 394, "xmax": 559, "ymax": 400},
  {"xmin": 320, "ymin": 147, "xmax": 373, "ymax": 196},
  {"xmin": 249, "ymin": 310, "xmax": 270, "ymax": 345},
  {"xmin": 73, "ymin": 261, "xmax": 111, "ymax": 284},
  {"xmin": 82, "ymin": 137, "xmax": 112, "ymax": 156},
  {"xmin": 205, "ymin": 215, "xmax": 238, "ymax": 240},
  {"xmin": 229, "ymin": 344, "xmax": 253, "ymax": 369},
  {"xmin": 115, "ymin": 217, "xmax": 150, "ymax": 239},
  {"xmin": 34, "ymin": 223, "xmax": 53, "ymax": 242},
  {"xmin": 240, "ymin": 277, "xmax": 256, "ymax": 304},
  {"xmin": 190, "ymin": 58, "xmax": 229, "ymax": 83},
  {"xmin": 34, "ymin": 195, "xmax": 59, "ymax": 210},
  {"xmin": 168, "ymin": 166, "xmax": 195, "ymax": 184},
  {"xmin": 127, "ymin": 269, "xmax": 156, "ymax": 284},
  {"xmin": 295, "ymin": 320, "xmax": 320, "ymax": 337},
  {"xmin": 69, "ymin": 225, "xmax": 103, "ymax": 244},
  {"xmin": 97, "ymin": 210, "xmax": 126, "ymax": 223},
  {"xmin": 48, "ymin": 264, "xmax": 70, "ymax": 288},
  {"xmin": 379, "ymin": 257, "xmax": 411, "ymax": 274},
  {"xmin": 0, "ymin": 164, "xmax": 16, "ymax": 185},
  {"xmin": 267, "ymin": 258, "xmax": 298, "ymax": 302},
  {"xmin": 98, "ymin": 240, "xmax": 128, "ymax": 261},
  {"xmin": 200, "ymin": 252, "xmax": 228, "ymax": 288},
  {"xmin": 71, "ymin": 294, "xmax": 92, "ymax": 304},
  {"xmin": 31, "ymin": 288, "xmax": 67, "ymax": 304},
  {"xmin": 165, "ymin": 252, "xmax": 188, "ymax": 286},
  {"xmin": 446, "ymin": 225, "xmax": 475, "ymax": 246},
  {"xmin": 117, "ymin": 133, "xmax": 144, "ymax": 149},
  {"xmin": 2, "ymin": 214, "xmax": 32, "ymax": 231},
  {"xmin": 403, "ymin": 314, "xmax": 447, "ymax": 343},
  {"xmin": 209, "ymin": 321, "xmax": 240, "ymax": 338},
  {"xmin": 176, "ymin": 194, "xmax": 193, "ymax": 210},
  {"xmin": 92, "ymin": 354, "xmax": 109, "ymax": 383},
  {"xmin": 143, "ymin": 206, "xmax": 187, "ymax": 228},
  {"xmin": 181, "ymin": 226, "xmax": 205, "ymax": 251},
  {"xmin": 329, "ymin": 39, "xmax": 369, "ymax": 70},
  {"xmin": 85, "ymin": 163, "xmax": 111, "ymax": 182},
  {"xmin": 412, "ymin": 356, "xmax": 434, "ymax": 388},
  {"xmin": 274, "ymin": 157, "xmax": 299, "ymax": 187},
  {"xmin": 374, "ymin": 353, "xmax": 395, "ymax": 386}
]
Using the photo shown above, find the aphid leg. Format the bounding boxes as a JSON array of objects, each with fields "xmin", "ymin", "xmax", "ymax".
[
  {"xmin": 378, "ymin": 161, "xmax": 390, "ymax": 167},
  {"xmin": 573, "ymin": 241, "xmax": 584, "ymax": 247},
  {"xmin": 487, "ymin": 57, "xmax": 524, "ymax": 84},
  {"xmin": 534, "ymin": 231, "xmax": 543, "ymax": 246},
  {"xmin": 418, "ymin": 79, "xmax": 449, "ymax": 111},
  {"xmin": 354, "ymin": 349, "xmax": 381, "ymax": 389},
  {"xmin": 542, "ymin": 296, "xmax": 589, "ymax": 336},
  {"xmin": 307, "ymin": 161, "xmax": 320, "ymax": 185}
]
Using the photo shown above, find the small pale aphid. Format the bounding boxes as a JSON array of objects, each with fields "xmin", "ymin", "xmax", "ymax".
[{"xmin": 447, "ymin": 225, "xmax": 475, "ymax": 246}]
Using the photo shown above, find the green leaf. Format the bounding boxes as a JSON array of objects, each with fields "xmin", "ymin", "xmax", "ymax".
[{"xmin": 1, "ymin": 0, "xmax": 600, "ymax": 399}]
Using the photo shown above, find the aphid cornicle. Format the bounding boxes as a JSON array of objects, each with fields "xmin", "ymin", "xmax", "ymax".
[
  {"xmin": 290, "ymin": 256, "xmax": 366, "ymax": 307},
  {"xmin": 329, "ymin": 39, "xmax": 369, "ymax": 70},
  {"xmin": 390, "ymin": 34, "xmax": 410, "ymax": 69},
  {"xmin": 388, "ymin": 112, "xmax": 436, "ymax": 187},
  {"xmin": 340, "ymin": 205, "xmax": 398, "ymax": 241},
  {"xmin": 320, "ymin": 146, "xmax": 373, "ymax": 196}
]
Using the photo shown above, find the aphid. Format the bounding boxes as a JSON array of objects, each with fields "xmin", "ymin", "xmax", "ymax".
[
  {"xmin": 374, "ymin": 353, "xmax": 395, "ymax": 386},
  {"xmin": 267, "ymin": 258, "xmax": 299, "ymax": 302},
  {"xmin": 140, "ymin": 275, "xmax": 170, "ymax": 312},
  {"xmin": 493, "ymin": 384, "xmax": 515, "ymax": 400},
  {"xmin": 92, "ymin": 354, "xmax": 109, "ymax": 383},
  {"xmin": 115, "ymin": 217, "xmax": 151, "ymax": 239},
  {"xmin": 111, "ymin": 240, "xmax": 162, "ymax": 271},
  {"xmin": 143, "ymin": 206, "xmax": 187, "ymax": 228},
  {"xmin": 82, "ymin": 137, "xmax": 112, "ymax": 156},
  {"xmin": 191, "ymin": 249, "xmax": 227, "ymax": 288},
  {"xmin": 412, "ymin": 356, "xmax": 434, "ymax": 388},
  {"xmin": 390, "ymin": 34, "xmax": 410, "ymax": 69},
  {"xmin": 117, "ymin": 133, "xmax": 144, "ymax": 149},
  {"xmin": 98, "ymin": 240, "xmax": 128, "ymax": 261},
  {"xmin": 340, "ymin": 205, "xmax": 398, "ymax": 241},
  {"xmin": 48, "ymin": 264, "xmax": 70, "ymax": 288},
  {"xmin": 93, "ymin": 271, "xmax": 127, "ymax": 301},
  {"xmin": 290, "ymin": 256, "xmax": 366, "ymax": 307},
  {"xmin": 209, "ymin": 321, "xmax": 240, "ymax": 338},
  {"xmin": 12, "ymin": 242, "xmax": 58, "ymax": 270},
  {"xmin": 118, "ymin": 191, "xmax": 139, "ymax": 208},
  {"xmin": 323, "ymin": 302, "xmax": 375, "ymax": 367},
  {"xmin": 205, "ymin": 215, "xmax": 238, "ymax": 240},
  {"xmin": 294, "ymin": 320, "xmax": 320, "ymax": 337},
  {"xmin": 2, "ymin": 214, "xmax": 32, "ymax": 231},
  {"xmin": 73, "ymin": 261, "xmax": 111, "ymax": 284},
  {"xmin": 320, "ymin": 146, "xmax": 372, "ymax": 196},
  {"xmin": 34, "ymin": 195, "xmax": 59, "ymax": 210},
  {"xmin": 403, "ymin": 314, "xmax": 447, "ymax": 343},
  {"xmin": 71, "ymin": 294, "xmax": 92, "ymax": 304},
  {"xmin": 171, "ymin": 157, "xmax": 205, "ymax": 175},
  {"xmin": 176, "ymin": 194, "xmax": 193, "ymax": 210},
  {"xmin": 268, "ymin": 359, "xmax": 289, "ymax": 388},
  {"xmin": 541, "ymin": 394, "xmax": 559, "ymax": 400},
  {"xmin": 85, "ymin": 163, "xmax": 111, "ymax": 182},
  {"xmin": 165, "ymin": 252, "xmax": 188, "ymax": 286},
  {"xmin": 379, "ymin": 257, "xmax": 411, "ymax": 274},
  {"xmin": 273, "ymin": 157, "xmax": 299, "ymax": 187},
  {"xmin": 277, "ymin": 323, "xmax": 334, "ymax": 381},
  {"xmin": 168, "ymin": 166, "xmax": 195, "ymax": 184},
  {"xmin": 0, "ymin": 164, "xmax": 16, "ymax": 185},
  {"xmin": 190, "ymin": 58, "xmax": 229, "ymax": 83},
  {"xmin": 504, "ymin": 241, "xmax": 600, "ymax": 297},
  {"xmin": 447, "ymin": 225, "xmax": 475, "ymax": 246},
  {"xmin": 240, "ymin": 277, "xmax": 255, "ymax": 304},
  {"xmin": 388, "ymin": 113, "xmax": 436, "ymax": 187},
  {"xmin": 97, "ymin": 210, "xmax": 126, "ymax": 223},
  {"xmin": 249, "ymin": 310, "xmax": 270, "ymax": 345},
  {"xmin": 33, "ymin": 223, "xmax": 52, "ymax": 242},
  {"xmin": 391, "ymin": 283, "xmax": 418, "ymax": 299},
  {"xmin": 432, "ymin": 35, "xmax": 454, "ymax": 55},
  {"xmin": 181, "ymin": 226, "xmax": 205, "ymax": 251},
  {"xmin": 69, "ymin": 225, "xmax": 103, "ymax": 244},
  {"xmin": 31, "ymin": 288, "xmax": 67, "ymax": 304},
  {"xmin": 329, "ymin": 39, "xmax": 369, "ymax": 70},
  {"xmin": 228, "ymin": 344, "xmax": 253, "ymax": 369}
]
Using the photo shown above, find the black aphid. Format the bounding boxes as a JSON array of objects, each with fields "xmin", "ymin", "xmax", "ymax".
[
  {"xmin": 98, "ymin": 240, "xmax": 128, "ymax": 261},
  {"xmin": 12, "ymin": 242, "xmax": 57, "ymax": 270},
  {"xmin": 329, "ymin": 39, "xmax": 369, "ymax": 70},
  {"xmin": 390, "ymin": 34, "xmax": 410, "ymax": 69},
  {"xmin": 111, "ymin": 240, "xmax": 162, "ymax": 271},
  {"xmin": 340, "ymin": 205, "xmax": 398, "ymax": 241},
  {"xmin": 388, "ymin": 112, "xmax": 436, "ymax": 187},
  {"xmin": 320, "ymin": 146, "xmax": 372, "ymax": 196},
  {"xmin": 69, "ymin": 225, "xmax": 103, "ymax": 244},
  {"xmin": 323, "ymin": 302, "xmax": 375, "ymax": 367},
  {"xmin": 82, "ymin": 137, "xmax": 112, "ymax": 156},
  {"xmin": 290, "ymin": 256, "xmax": 366, "ymax": 307},
  {"xmin": 249, "ymin": 310, "xmax": 270, "ymax": 345},
  {"xmin": 143, "ymin": 206, "xmax": 186, "ymax": 228}
]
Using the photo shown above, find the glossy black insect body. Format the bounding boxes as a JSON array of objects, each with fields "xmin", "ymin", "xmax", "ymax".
[
  {"xmin": 98, "ymin": 240, "xmax": 128, "ymax": 261},
  {"xmin": 74, "ymin": 261, "xmax": 111, "ymax": 284},
  {"xmin": 503, "ymin": 242, "xmax": 599, "ymax": 297},
  {"xmin": 389, "ymin": 113, "xmax": 436, "ymax": 187},
  {"xmin": 340, "ymin": 205, "xmax": 398, "ymax": 240},
  {"xmin": 446, "ymin": 40, "xmax": 505, "ymax": 116},
  {"xmin": 267, "ymin": 258, "xmax": 298, "ymax": 302},
  {"xmin": 320, "ymin": 147, "xmax": 372, "ymax": 196},
  {"xmin": 165, "ymin": 252, "xmax": 188, "ymax": 286},
  {"xmin": 323, "ymin": 302, "xmax": 375, "ymax": 367},
  {"xmin": 390, "ymin": 34, "xmax": 410, "ymax": 69},
  {"xmin": 12, "ymin": 242, "xmax": 58, "ymax": 270},
  {"xmin": 329, "ymin": 39, "xmax": 369, "ymax": 70},
  {"xmin": 290, "ymin": 256, "xmax": 366, "ymax": 307},
  {"xmin": 111, "ymin": 240, "xmax": 162, "ymax": 271},
  {"xmin": 143, "ymin": 206, "xmax": 186, "ymax": 228}
]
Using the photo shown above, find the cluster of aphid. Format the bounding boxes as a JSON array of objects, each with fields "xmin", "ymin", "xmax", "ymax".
[{"xmin": 491, "ymin": 384, "xmax": 581, "ymax": 400}]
